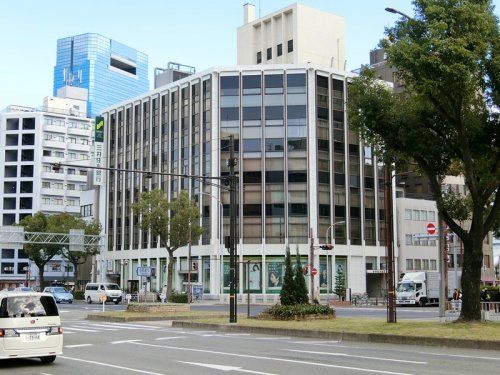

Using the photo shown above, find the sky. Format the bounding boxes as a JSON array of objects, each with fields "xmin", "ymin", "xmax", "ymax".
[{"xmin": 0, "ymin": 0, "xmax": 499, "ymax": 110}]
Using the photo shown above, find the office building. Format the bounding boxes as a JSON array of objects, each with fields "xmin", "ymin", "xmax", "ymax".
[
  {"xmin": 154, "ymin": 62, "xmax": 196, "ymax": 89},
  {"xmin": 100, "ymin": 64, "xmax": 396, "ymax": 299},
  {"xmin": 0, "ymin": 88, "xmax": 94, "ymax": 289},
  {"xmin": 53, "ymin": 33, "xmax": 149, "ymax": 118},
  {"xmin": 237, "ymin": 3, "xmax": 345, "ymax": 69}
]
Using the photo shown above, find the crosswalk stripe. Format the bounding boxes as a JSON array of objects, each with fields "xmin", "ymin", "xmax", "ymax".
[{"xmin": 63, "ymin": 327, "xmax": 100, "ymax": 332}]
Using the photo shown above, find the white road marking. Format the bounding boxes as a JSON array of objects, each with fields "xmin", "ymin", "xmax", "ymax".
[
  {"xmin": 225, "ymin": 333, "xmax": 252, "ymax": 336},
  {"xmin": 71, "ymin": 325, "xmax": 117, "ymax": 331},
  {"xmin": 65, "ymin": 344, "xmax": 93, "ymax": 348},
  {"xmin": 111, "ymin": 339, "xmax": 142, "ymax": 344},
  {"xmin": 81, "ymin": 323, "xmax": 141, "ymax": 330},
  {"xmin": 253, "ymin": 337, "xmax": 290, "ymax": 340},
  {"xmin": 107, "ymin": 322, "xmax": 162, "ymax": 329},
  {"xmin": 155, "ymin": 336, "xmax": 186, "ymax": 341},
  {"xmin": 128, "ymin": 341, "xmax": 415, "ymax": 375},
  {"xmin": 59, "ymin": 310, "xmax": 69, "ymax": 313},
  {"xmin": 63, "ymin": 327, "xmax": 100, "ymax": 332},
  {"xmin": 416, "ymin": 351, "xmax": 500, "ymax": 361},
  {"xmin": 60, "ymin": 356, "xmax": 166, "ymax": 375},
  {"xmin": 178, "ymin": 361, "xmax": 277, "ymax": 375},
  {"xmin": 284, "ymin": 349, "xmax": 427, "ymax": 365}
]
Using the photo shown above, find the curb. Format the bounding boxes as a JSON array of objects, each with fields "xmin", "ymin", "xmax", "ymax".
[
  {"xmin": 86, "ymin": 314, "xmax": 227, "ymax": 322},
  {"xmin": 171, "ymin": 320, "xmax": 500, "ymax": 351}
]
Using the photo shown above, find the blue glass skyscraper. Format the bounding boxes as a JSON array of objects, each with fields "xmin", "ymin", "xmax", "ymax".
[{"xmin": 53, "ymin": 33, "xmax": 149, "ymax": 117}]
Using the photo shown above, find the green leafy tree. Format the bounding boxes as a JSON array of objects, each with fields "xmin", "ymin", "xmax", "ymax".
[
  {"xmin": 294, "ymin": 246, "xmax": 309, "ymax": 304},
  {"xmin": 334, "ymin": 271, "xmax": 346, "ymax": 301},
  {"xmin": 133, "ymin": 190, "xmax": 203, "ymax": 300},
  {"xmin": 348, "ymin": 0, "xmax": 499, "ymax": 321},
  {"xmin": 58, "ymin": 215, "xmax": 101, "ymax": 288},
  {"xmin": 18, "ymin": 212, "xmax": 58, "ymax": 290},
  {"xmin": 280, "ymin": 247, "xmax": 296, "ymax": 305}
]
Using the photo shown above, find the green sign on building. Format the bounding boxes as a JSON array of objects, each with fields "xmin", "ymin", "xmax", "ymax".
[{"xmin": 95, "ymin": 116, "xmax": 104, "ymax": 142}]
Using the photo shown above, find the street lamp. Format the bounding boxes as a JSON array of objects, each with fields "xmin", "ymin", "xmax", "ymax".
[
  {"xmin": 326, "ymin": 221, "xmax": 346, "ymax": 300},
  {"xmin": 385, "ymin": 7, "xmax": 413, "ymax": 20}
]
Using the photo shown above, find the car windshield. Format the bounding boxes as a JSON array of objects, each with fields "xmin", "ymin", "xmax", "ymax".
[
  {"xmin": 105, "ymin": 284, "xmax": 120, "ymax": 290},
  {"xmin": 397, "ymin": 283, "xmax": 415, "ymax": 293},
  {"xmin": 53, "ymin": 287, "xmax": 68, "ymax": 293},
  {"xmin": 0, "ymin": 295, "xmax": 59, "ymax": 318}
]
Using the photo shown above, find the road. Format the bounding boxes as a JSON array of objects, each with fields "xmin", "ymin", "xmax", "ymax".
[
  {"xmin": 55, "ymin": 301, "xmax": 440, "ymax": 320},
  {"xmin": 2, "ymin": 305, "xmax": 499, "ymax": 375}
]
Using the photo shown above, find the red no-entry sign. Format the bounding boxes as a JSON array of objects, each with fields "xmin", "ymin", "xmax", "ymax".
[
  {"xmin": 311, "ymin": 268, "xmax": 318, "ymax": 276},
  {"xmin": 426, "ymin": 223, "xmax": 436, "ymax": 235}
]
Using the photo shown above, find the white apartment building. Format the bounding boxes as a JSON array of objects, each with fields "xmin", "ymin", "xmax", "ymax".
[
  {"xmin": 238, "ymin": 3, "xmax": 346, "ymax": 70},
  {"xmin": 0, "ymin": 87, "xmax": 94, "ymax": 289}
]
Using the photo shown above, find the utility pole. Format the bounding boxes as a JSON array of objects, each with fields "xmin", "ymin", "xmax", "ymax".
[
  {"xmin": 438, "ymin": 216, "xmax": 445, "ymax": 318},
  {"xmin": 187, "ymin": 226, "xmax": 192, "ymax": 304},
  {"xmin": 309, "ymin": 227, "xmax": 315, "ymax": 302},
  {"xmin": 228, "ymin": 135, "xmax": 238, "ymax": 323},
  {"xmin": 385, "ymin": 166, "xmax": 396, "ymax": 323}
]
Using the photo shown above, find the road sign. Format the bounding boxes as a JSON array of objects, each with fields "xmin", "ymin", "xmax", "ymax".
[
  {"xmin": 99, "ymin": 295, "xmax": 107, "ymax": 303},
  {"xmin": 137, "ymin": 266, "xmax": 152, "ymax": 277},
  {"xmin": 426, "ymin": 223, "xmax": 436, "ymax": 235},
  {"xmin": 311, "ymin": 268, "xmax": 318, "ymax": 276}
]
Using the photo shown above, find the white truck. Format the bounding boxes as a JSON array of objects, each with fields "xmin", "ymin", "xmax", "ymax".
[{"xmin": 396, "ymin": 271, "xmax": 461, "ymax": 307}]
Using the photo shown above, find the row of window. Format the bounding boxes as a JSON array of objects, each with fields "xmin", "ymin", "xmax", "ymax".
[
  {"xmin": 42, "ymin": 149, "xmax": 90, "ymax": 160},
  {"xmin": 404, "ymin": 234, "xmax": 437, "ymax": 246},
  {"xmin": 3, "ymin": 197, "xmax": 32, "ymax": 210},
  {"xmin": 42, "ymin": 166, "xmax": 88, "ymax": 175},
  {"xmin": 2, "ymin": 213, "xmax": 31, "ymax": 226},
  {"xmin": 0, "ymin": 262, "xmax": 73, "ymax": 275},
  {"xmin": 405, "ymin": 258, "xmax": 438, "ymax": 271},
  {"xmin": 1, "ymin": 249, "xmax": 28, "ymax": 259},
  {"xmin": 4, "ymin": 149, "xmax": 34, "ymax": 162},
  {"xmin": 41, "ymin": 182, "xmax": 86, "ymax": 191},
  {"xmin": 41, "ymin": 197, "xmax": 80, "ymax": 206},
  {"xmin": 5, "ymin": 133, "xmax": 35, "ymax": 146},
  {"xmin": 256, "ymin": 39, "xmax": 293, "ymax": 63},
  {"xmin": 404, "ymin": 209, "xmax": 436, "ymax": 222},
  {"xmin": 45, "ymin": 117, "xmax": 90, "ymax": 130},
  {"xmin": 44, "ymin": 133, "xmax": 91, "ymax": 145},
  {"xmin": 3, "ymin": 181, "xmax": 33, "ymax": 194},
  {"xmin": 4, "ymin": 165, "xmax": 34, "ymax": 178},
  {"xmin": 5, "ymin": 117, "xmax": 35, "ymax": 131}
]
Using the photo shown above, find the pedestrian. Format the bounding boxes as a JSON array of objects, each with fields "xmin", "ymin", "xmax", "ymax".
[
  {"xmin": 452, "ymin": 288, "xmax": 460, "ymax": 311},
  {"xmin": 161, "ymin": 284, "xmax": 168, "ymax": 303}
]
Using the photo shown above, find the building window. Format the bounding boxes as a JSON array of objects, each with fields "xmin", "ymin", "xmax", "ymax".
[
  {"xmin": 413, "ymin": 209, "xmax": 420, "ymax": 221},
  {"xmin": 404, "ymin": 209, "xmax": 412, "ymax": 220},
  {"xmin": 277, "ymin": 43, "xmax": 282, "ymax": 56},
  {"xmin": 22, "ymin": 118, "xmax": 35, "ymax": 130},
  {"xmin": 5, "ymin": 134, "xmax": 18, "ymax": 146},
  {"xmin": 414, "ymin": 259, "xmax": 421, "ymax": 270},
  {"xmin": 2, "ymin": 249, "xmax": 15, "ymax": 258},
  {"xmin": 51, "ymin": 263, "xmax": 61, "ymax": 272},
  {"xmin": 405, "ymin": 234, "xmax": 413, "ymax": 245},
  {"xmin": 428, "ymin": 211, "xmax": 436, "ymax": 221},
  {"xmin": 406, "ymin": 259, "xmax": 413, "ymax": 270},
  {"xmin": 3, "ymin": 181, "xmax": 16, "ymax": 194},
  {"xmin": 287, "ymin": 39, "xmax": 293, "ymax": 53},
  {"xmin": 43, "ymin": 150, "xmax": 51, "ymax": 157},
  {"xmin": 69, "ymin": 153, "xmax": 77, "ymax": 159},
  {"xmin": 1, "ymin": 262, "xmax": 15, "ymax": 274},
  {"xmin": 80, "ymin": 204, "xmax": 93, "ymax": 217},
  {"xmin": 67, "ymin": 184, "xmax": 75, "ymax": 190},
  {"xmin": 19, "ymin": 197, "xmax": 32, "ymax": 210},
  {"xmin": 256, "ymin": 51, "xmax": 262, "ymax": 64},
  {"xmin": 420, "ymin": 210, "xmax": 427, "ymax": 221},
  {"xmin": 20, "ymin": 181, "xmax": 32, "ymax": 194},
  {"xmin": 430, "ymin": 260, "xmax": 437, "ymax": 270},
  {"xmin": 267, "ymin": 47, "xmax": 272, "ymax": 60},
  {"xmin": 21, "ymin": 149, "xmax": 34, "ymax": 161},
  {"xmin": 6, "ymin": 118, "xmax": 19, "ymax": 130},
  {"xmin": 3, "ymin": 198, "xmax": 15, "ymax": 210},
  {"xmin": 5, "ymin": 150, "xmax": 18, "ymax": 162},
  {"xmin": 243, "ymin": 139, "xmax": 261, "ymax": 153},
  {"xmin": 110, "ymin": 55, "xmax": 136, "ymax": 75},
  {"xmin": 422, "ymin": 259, "xmax": 429, "ymax": 270},
  {"xmin": 265, "ymin": 138, "xmax": 284, "ymax": 152},
  {"xmin": 20, "ymin": 165, "xmax": 34, "ymax": 177},
  {"xmin": 67, "ymin": 168, "xmax": 76, "ymax": 175},
  {"xmin": 22, "ymin": 133, "xmax": 35, "ymax": 145},
  {"xmin": 42, "ymin": 182, "xmax": 50, "ymax": 188},
  {"xmin": 4, "ymin": 166, "xmax": 17, "ymax": 178}
]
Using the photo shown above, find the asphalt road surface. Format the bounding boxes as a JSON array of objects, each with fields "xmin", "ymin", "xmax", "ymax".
[
  {"xmin": 2, "ymin": 308, "xmax": 499, "ymax": 375},
  {"xmin": 58, "ymin": 301, "xmax": 440, "ymax": 320}
]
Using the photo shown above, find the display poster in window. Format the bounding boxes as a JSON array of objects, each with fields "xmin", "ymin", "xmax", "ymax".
[
  {"xmin": 335, "ymin": 258, "xmax": 347, "ymax": 282},
  {"xmin": 246, "ymin": 261, "xmax": 262, "ymax": 292},
  {"xmin": 319, "ymin": 258, "xmax": 328, "ymax": 291},
  {"xmin": 266, "ymin": 260, "xmax": 284, "ymax": 292},
  {"xmin": 223, "ymin": 261, "xmax": 230, "ymax": 290}
]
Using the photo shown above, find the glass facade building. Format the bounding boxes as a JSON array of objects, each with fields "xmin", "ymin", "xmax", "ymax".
[
  {"xmin": 53, "ymin": 33, "xmax": 149, "ymax": 118},
  {"xmin": 100, "ymin": 65, "xmax": 395, "ymax": 298}
]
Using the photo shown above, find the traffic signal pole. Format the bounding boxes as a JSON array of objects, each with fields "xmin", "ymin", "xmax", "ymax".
[
  {"xmin": 309, "ymin": 227, "xmax": 315, "ymax": 302},
  {"xmin": 229, "ymin": 135, "xmax": 238, "ymax": 323},
  {"xmin": 385, "ymin": 166, "xmax": 396, "ymax": 323}
]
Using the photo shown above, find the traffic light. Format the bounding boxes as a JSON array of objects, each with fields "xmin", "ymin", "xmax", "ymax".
[
  {"xmin": 320, "ymin": 244, "xmax": 334, "ymax": 250},
  {"xmin": 192, "ymin": 261, "xmax": 198, "ymax": 271}
]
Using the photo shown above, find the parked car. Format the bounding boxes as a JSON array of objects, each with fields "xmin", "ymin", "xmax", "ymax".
[
  {"xmin": 84, "ymin": 283, "xmax": 123, "ymax": 304},
  {"xmin": 14, "ymin": 287, "xmax": 35, "ymax": 292},
  {"xmin": 0, "ymin": 291, "xmax": 63, "ymax": 363},
  {"xmin": 43, "ymin": 287, "xmax": 74, "ymax": 304}
]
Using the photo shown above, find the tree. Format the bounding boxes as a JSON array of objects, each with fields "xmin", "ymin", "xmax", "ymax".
[
  {"xmin": 280, "ymin": 247, "xmax": 296, "ymax": 305},
  {"xmin": 334, "ymin": 271, "xmax": 346, "ymax": 301},
  {"xmin": 294, "ymin": 246, "xmax": 309, "ymax": 304},
  {"xmin": 348, "ymin": 0, "xmax": 500, "ymax": 320},
  {"xmin": 58, "ymin": 215, "xmax": 101, "ymax": 288},
  {"xmin": 133, "ymin": 190, "xmax": 203, "ymax": 300},
  {"xmin": 18, "ymin": 213, "xmax": 58, "ymax": 290}
]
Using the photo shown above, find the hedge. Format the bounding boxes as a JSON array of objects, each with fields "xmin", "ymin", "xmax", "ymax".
[
  {"xmin": 262, "ymin": 303, "xmax": 335, "ymax": 319},
  {"xmin": 168, "ymin": 291, "xmax": 188, "ymax": 303},
  {"xmin": 73, "ymin": 290, "xmax": 85, "ymax": 300}
]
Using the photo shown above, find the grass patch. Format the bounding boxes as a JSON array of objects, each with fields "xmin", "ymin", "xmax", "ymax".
[{"xmin": 194, "ymin": 316, "xmax": 500, "ymax": 341}]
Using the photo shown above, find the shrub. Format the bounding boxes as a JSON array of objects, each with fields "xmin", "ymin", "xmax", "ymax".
[
  {"xmin": 294, "ymin": 249, "xmax": 309, "ymax": 304},
  {"xmin": 481, "ymin": 286, "xmax": 500, "ymax": 302},
  {"xmin": 168, "ymin": 291, "xmax": 188, "ymax": 303},
  {"xmin": 280, "ymin": 247, "xmax": 296, "ymax": 305},
  {"xmin": 262, "ymin": 303, "xmax": 335, "ymax": 320},
  {"xmin": 73, "ymin": 290, "xmax": 85, "ymax": 300}
]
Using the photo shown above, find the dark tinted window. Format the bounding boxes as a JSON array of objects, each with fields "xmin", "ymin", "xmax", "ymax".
[
  {"xmin": 287, "ymin": 74, "xmax": 306, "ymax": 88},
  {"xmin": 243, "ymin": 139, "xmax": 261, "ymax": 152},
  {"xmin": 4, "ymin": 181, "xmax": 16, "ymax": 194},
  {"xmin": 265, "ymin": 138, "xmax": 284, "ymax": 152},
  {"xmin": 265, "ymin": 171, "xmax": 284, "ymax": 183},
  {"xmin": 243, "ymin": 171, "xmax": 262, "ymax": 184},
  {"xmin": 221, "ymin": 107, "xmax": 239, "ymax": 121},
  {"xmin": 20, "ymin": 181, "xmax": 33, "ymax": 193},
  {"xmin": 20, "ymin": 197, "xmax": 32, "ymax": 209},
  {"xmin": 4, "ymin": 166, "xmax": 17, "ymax": 178},
  {"xmin": 6, "ymin": 118, "xmax": 19, "ymax": 130},
  {"xmin": 243, "ymin": 107, "xmax": 261, "ymax": 121},
  {"xmin": 22, "ymin": 134, "xmax": 35, "ymax": 145},
  {"xmin": 288, "ymin": 171, "xmax": 307, "ymax": 183},
  {"xmin": 287, "ymin": 105, "xmax": 306, "ymax": 120},
  {"xmin": 287, "ymin": 39, "xmax": 293, "ymax": 53},
  {"xmin": 5, "ymin": 134, "xmax": 18, "ymax": 146},
  {"xmin": 243, "ymin": 75, "xmax": 261, "ymax": 89},
  {"xmin": 289, "ymin": 203, "xmax": 307, "ymax": 215},
  {"xmin": 3, "ymin": 198, "xmax": 16, "ymax": 210},
  {"xmin": 22, "ymin": 118, "xmax": 35, "ymax": 130},
  {"xmin": 243, "ymin": 204, "xmax": 262, "ymax": 216},
  {"xmin": 220, "ymin": 76, "xmax": 239, "ymax": 95},
  {"xmin": 277, "ymin": 44, "xmax": 282, "ymax": 56},
  {"xmin": 5, "ymin": 150, "xmax": 17, "ymax": 162},
  {"xmin": 21, "ymin": 149, "xmax": 34, "ymax": 161},
  {"xmin": 266, "ymin": 204, "xmax": 284, "ymax": 216},
  {"xmin": 267, "ymin": 47, "xmax": 272, "ymax": 60},
  {"xmin": 21, "ymin": 165, "xmax": 34, "ymax": 177},
  {"xmin": 256, "ymin": 51, "xmax": 262, "ymax": 64},
  {"xmin": 265, "ymin": 75, "xmax": 283, "ymax": 89},
  {"xmin": 1, "ymin": 249, "xmax": 15, "ymax": 258},
  {"xmin": 288, "ymin": 138, "xmax": 307, "ymax": 151},
  {"xmin": 265, "ymin": 106, "xmax": 283, "ymax": 120}
]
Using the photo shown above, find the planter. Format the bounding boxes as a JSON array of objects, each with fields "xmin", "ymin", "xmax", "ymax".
[
  {"xmin": 258, "ymin": 313, "xmax": 335, "ymax": 321},
  {"xmin": 127, "ymin": 302, "xmax": 190, "ymax": 314}
]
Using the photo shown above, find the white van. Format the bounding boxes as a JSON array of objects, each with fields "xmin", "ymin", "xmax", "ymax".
[
  {"xmin": 0, "ymin": 291, "xmax": 63, "ymax": 363},
  {"xmin": 84, "ymin": 283, "xmax": 123, "ymax": 304}
]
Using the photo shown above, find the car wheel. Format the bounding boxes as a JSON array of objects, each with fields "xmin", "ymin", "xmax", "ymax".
[
  {"xmin": 87, "ymin": 296, "xmax": 92, "ymax": 304},
  {"xmin": 69, "ymin": 300, "xmax": 73, "ymax": 304},
  {"xmin": 40, "ymin": 355, "xmax": 56, "ymax": 364},
  {"xmin": 114, "ymin": 301, "xmax": 119, "ymax": 305}
]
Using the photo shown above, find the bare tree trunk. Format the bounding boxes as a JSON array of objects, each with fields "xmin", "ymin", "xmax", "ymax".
[
  {"xmin": 167, "ymin": 251, "xmax": 174, "ymax": 300},
  {"xmin": 38, "ymin": 267, "xmax": 45, "ymax": 291},
  {"xmin": 460, "ymin": 236, "xmax": 483, "ymax": 321},
  {"xmin": 72, "ymin": 262, "xmax": 79, "ymax": 289}
]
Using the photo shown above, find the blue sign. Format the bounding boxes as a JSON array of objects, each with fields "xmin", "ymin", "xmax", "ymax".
[
  {"xmin": 193, "ymin": 285, "xmax": 203, "ymax": 299},
  {"xmin": 137, "ymin": 266, "xmax": 152, "ymax": 277}
]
